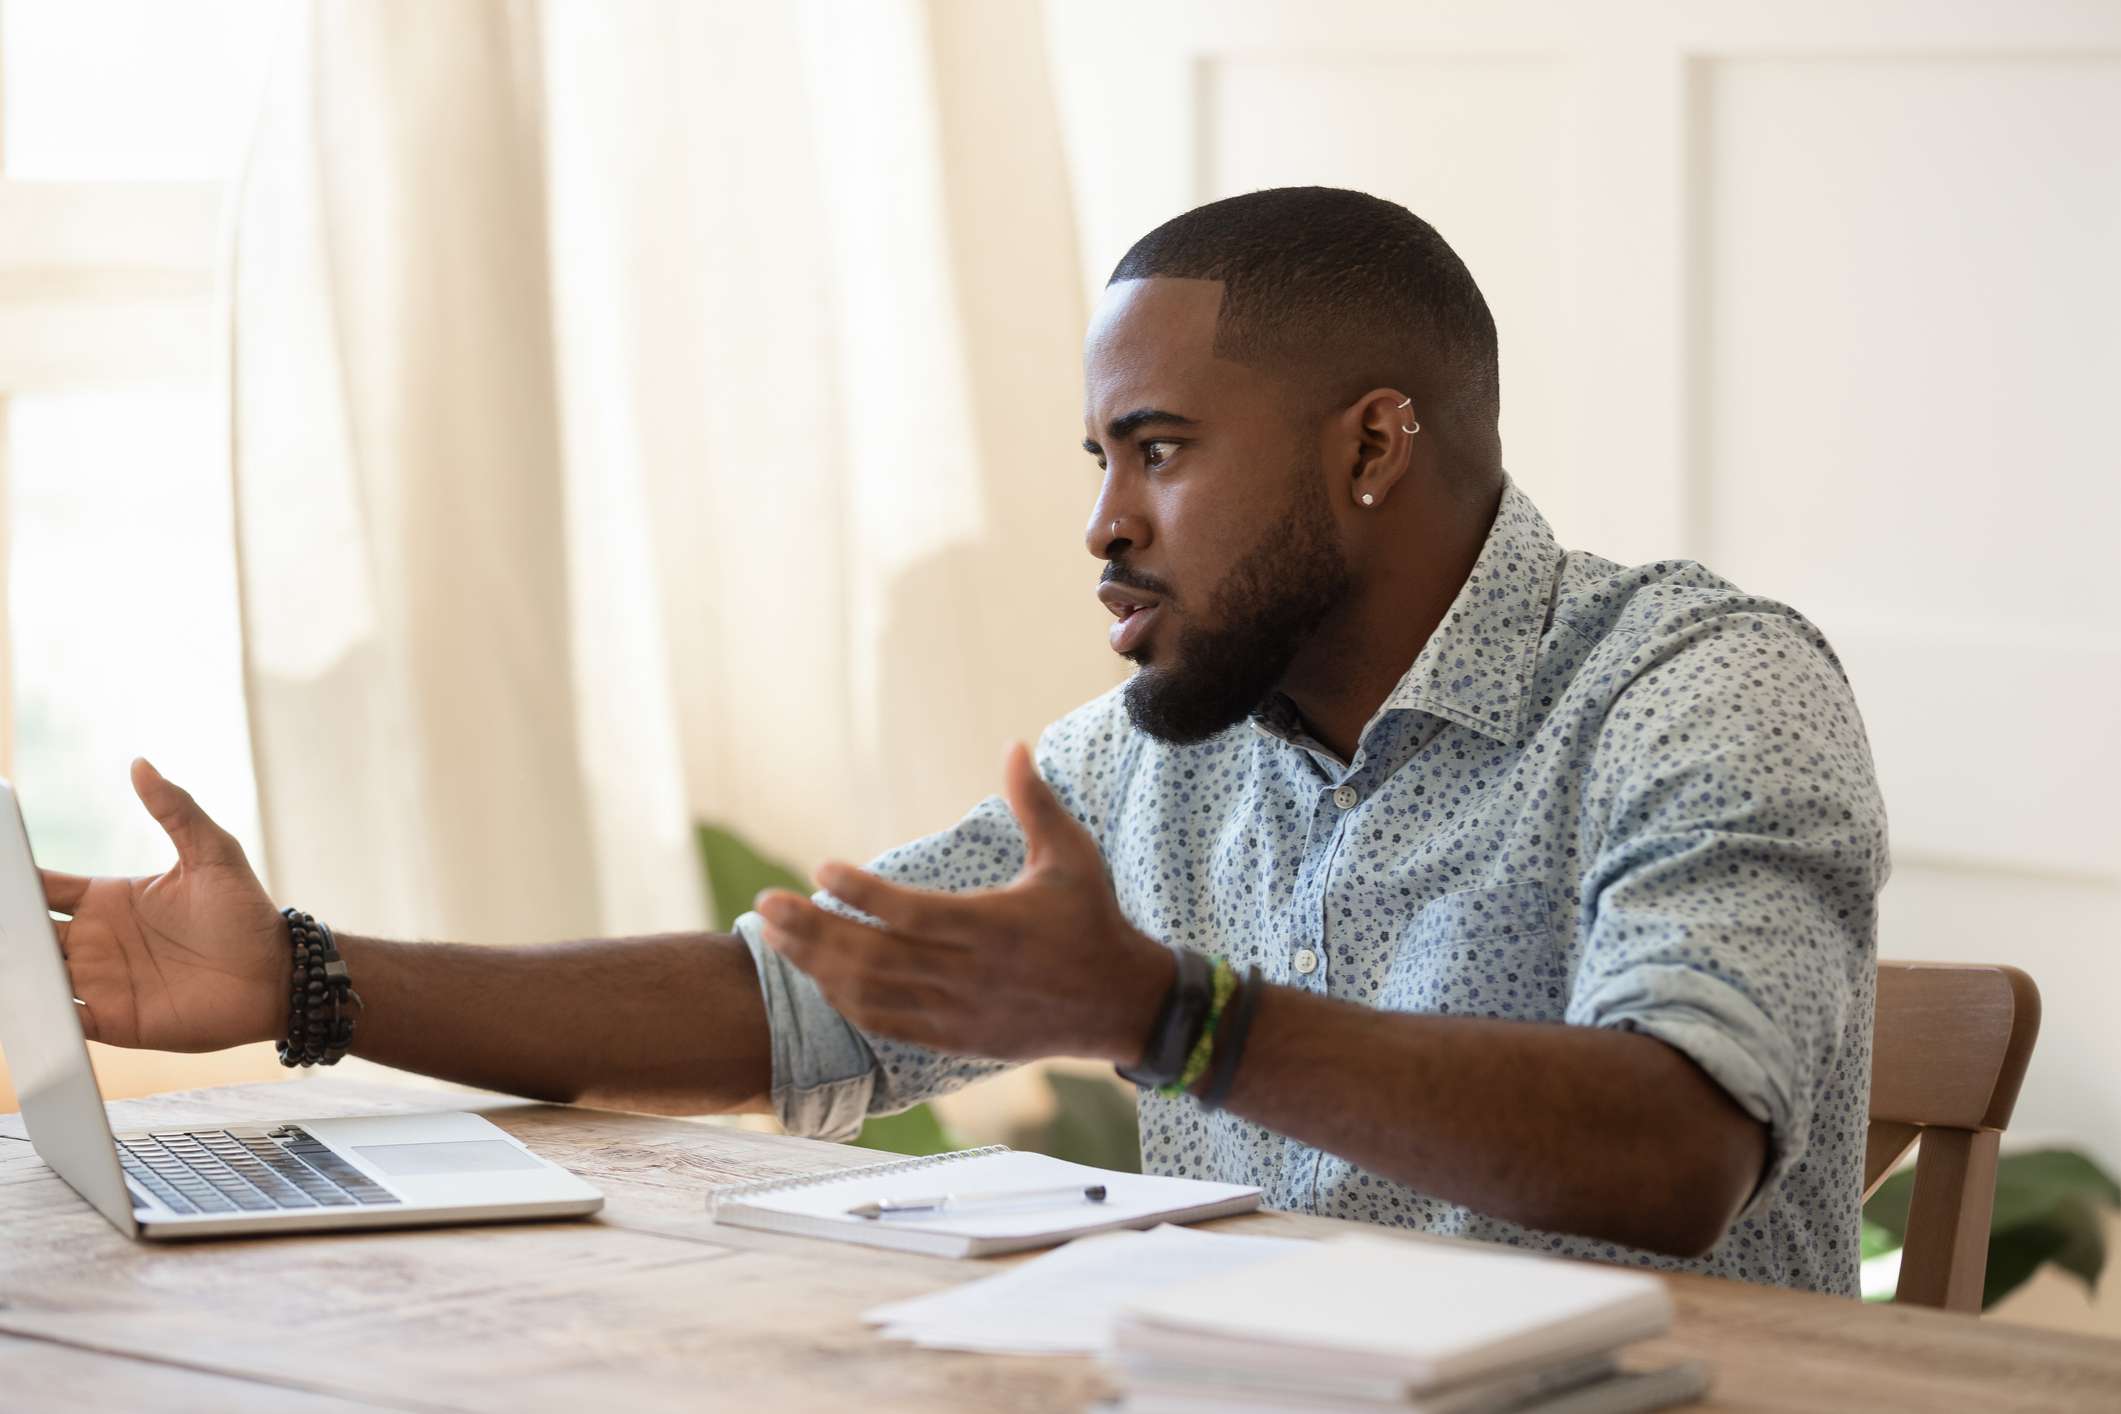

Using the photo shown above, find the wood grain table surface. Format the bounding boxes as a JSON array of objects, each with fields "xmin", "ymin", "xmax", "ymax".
[{"xmin": 2, "ymin": 1074, "xmax": 2117, "ymax": 1413}]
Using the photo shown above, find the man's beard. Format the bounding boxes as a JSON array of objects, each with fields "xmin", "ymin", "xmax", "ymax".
[{"xmin": 1121, "ymin": 472, "xmax": 1353, "ymax": 745}]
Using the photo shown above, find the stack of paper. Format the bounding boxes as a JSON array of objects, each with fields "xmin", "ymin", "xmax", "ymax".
[
  {"xmin": 864, "ymin": 1224, "xmax": 1307, "ymax": 1355},
  {"xmin": 1106, "ymin": 1235, "xmax": 1710, "ymax": 1413}
]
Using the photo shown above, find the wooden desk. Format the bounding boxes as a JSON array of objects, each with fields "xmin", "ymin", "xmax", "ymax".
[{"xmin": 2, "ymin": 1076, "xmax": 2116, "ymax": 1412}]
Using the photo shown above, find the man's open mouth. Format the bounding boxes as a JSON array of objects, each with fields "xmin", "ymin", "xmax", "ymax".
[{"xmin": 1098, "ymin": 582, "xmax": 1165, "ymax": 657}]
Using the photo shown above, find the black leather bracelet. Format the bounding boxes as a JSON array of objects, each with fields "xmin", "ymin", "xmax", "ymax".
[
  {"xmin": 1115, "ymin": 948, "xmax": 1213, "ymax": 1090},
  {"xmin": 277, "ymin": 907, "xmax": 360, "ymax": 1068},
  {"xmin": 1200, "ymin": 964, "xmax": 1263, "ymax": 1111}
]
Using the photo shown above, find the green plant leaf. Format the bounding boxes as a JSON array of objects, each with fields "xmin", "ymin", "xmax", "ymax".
[
  {"xmin": 1860, "ymin": 1218, "xmax": 1901, "ymax": 1262},
  {"xmin": 1982, "ymin": 1152, "xmax": 2118, "ymax": 1306},
  {"xmin": 1863, "ymin": 1147, "xmax": 2121, "ymax": 1247},
  {"xmin": 1984, "ymin": 1223, "xmax": 2070, "ymax": 1309},
  {"xmin": 1037, "ymin": 1071, "xmax": 1142, "ymax": 1173},
  {"xmin": 1863, "ymin": 1166, "xmax": 1916, "ymax": 1244},
  {"xmin": 2043, "ymin": 1191, "xmax": 2110, "ymax": 1292},
  {"xmin": 852, "ymin": 1104, "xmax": 962, "ymax": 1158},
  {"xmin": 1863, "ymin": 1147, "xmax": 2120, "ymax": 1309},
  {"xmin": 694, "ymin": 822, "xmax": 811, "ymax": 932},
  {"xmin": 1988, "ymin": 1150, "xmax": 2121, "ymax": 1233}
]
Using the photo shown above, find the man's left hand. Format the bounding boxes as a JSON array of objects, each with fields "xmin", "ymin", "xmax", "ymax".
[{"xmin": 753, "ymin": 743, "xmax": 1174, "ymax": 1065}]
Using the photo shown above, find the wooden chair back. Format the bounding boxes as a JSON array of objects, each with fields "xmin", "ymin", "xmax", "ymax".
[{"xmin": 1865, "ymin": 961, "xmax": 2041, "ymax": 1313}]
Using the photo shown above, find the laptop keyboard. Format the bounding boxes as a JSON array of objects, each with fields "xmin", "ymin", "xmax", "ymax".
[{"xmin": 119, "ymin": 1126, "xmax": 401, "ymax": 1216}]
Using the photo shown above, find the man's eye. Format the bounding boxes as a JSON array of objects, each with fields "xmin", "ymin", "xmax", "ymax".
[{"xmin": 1143, "ymin": 440, "xmax": 1179, "ymax": 468}]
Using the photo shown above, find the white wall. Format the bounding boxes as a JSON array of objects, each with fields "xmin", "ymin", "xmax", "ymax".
[{"xmin": 1045, "ymin": 0, "xmax": 2121, "ymax": 1168}]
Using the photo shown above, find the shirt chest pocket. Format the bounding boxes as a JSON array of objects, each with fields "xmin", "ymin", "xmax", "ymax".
[{"xmin": 1376, "ymin": 881, "xmax": 1568, "ymax": 1023}]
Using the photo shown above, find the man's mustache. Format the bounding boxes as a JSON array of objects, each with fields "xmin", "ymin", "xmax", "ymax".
[{"xmin": 1100, "ymin": 561, "xmax": 1176, "ymax": 604}]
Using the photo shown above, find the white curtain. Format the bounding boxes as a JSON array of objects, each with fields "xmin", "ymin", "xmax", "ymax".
[{"xmin": 228, "ymin": 0, "xmax": 1112, "ymax": 944}]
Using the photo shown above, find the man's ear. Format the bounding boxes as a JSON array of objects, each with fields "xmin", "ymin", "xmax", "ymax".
[{"xmin": 1342, "ymin": 387, "xmax": 1426, "ymax": 512}]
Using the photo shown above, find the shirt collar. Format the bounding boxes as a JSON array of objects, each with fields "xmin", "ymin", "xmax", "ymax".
[{"xmin": 1253, "ymin": 474, "xmax": 1563, "ymax": 750}]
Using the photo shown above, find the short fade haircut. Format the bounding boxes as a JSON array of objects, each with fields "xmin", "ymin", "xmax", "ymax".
[{"xmin": 1109, "ymin": 186, "xmax": 1502, "ymax": 486}]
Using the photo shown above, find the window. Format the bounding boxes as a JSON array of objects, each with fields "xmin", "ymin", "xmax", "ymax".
[
  {"xmin": 2, "ymin": 0, "xmax": 276, "ymax": 180},
  {"xmin": 1, "ymin": 0, "xmax": 278, "ymax": 875}
]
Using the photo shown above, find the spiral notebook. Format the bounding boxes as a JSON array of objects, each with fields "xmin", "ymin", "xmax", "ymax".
[{"xmin": 707, "ymin": 1146, "xmax": 1262, "ymax": 1258}]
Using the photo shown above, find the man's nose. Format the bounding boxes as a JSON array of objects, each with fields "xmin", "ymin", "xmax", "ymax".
[{"xmin": 1085, "ymin": 478, "xmax": 1151, "ymax": 561}]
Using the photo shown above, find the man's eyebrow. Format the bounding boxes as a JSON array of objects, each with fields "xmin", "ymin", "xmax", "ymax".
[{"xmin": 1083, "ymin": 407, "xmax": 1200, "ymax": 452}]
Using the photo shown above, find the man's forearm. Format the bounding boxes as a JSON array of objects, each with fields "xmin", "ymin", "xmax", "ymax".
[
  {"xmin": 1202, "ymin": 985, "xmax": 1767, "ymax": 1257},
  {"xmin": 333, "ymin": 931, "xmax": 774, "ymax": 1116}
]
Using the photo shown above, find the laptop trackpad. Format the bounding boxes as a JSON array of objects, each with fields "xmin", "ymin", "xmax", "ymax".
[{"xmin": 352, "ymin": 1140, "xmax": 545, "ymax": 1176}]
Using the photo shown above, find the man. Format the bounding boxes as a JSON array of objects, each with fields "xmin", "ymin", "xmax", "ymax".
[{"xmin": 45, "ymin": 187, "xmax": 1886, "ymax": 1294}]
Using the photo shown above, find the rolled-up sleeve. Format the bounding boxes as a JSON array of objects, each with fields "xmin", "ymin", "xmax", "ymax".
[
  {"xmin": 733, "ymin": 695, "xmax": 1130, "ymax": 1140},
  {"xmin": 1568, "ymin": 611, "xmax": 1889, "ymax": 1220},
  {"xmin": 735, "ymin": 909, "xmax": 885, "ymax": 1141},
  {"xmin": 733, "ymin": 796, "xmax": 1024, "ymax": 1139}
]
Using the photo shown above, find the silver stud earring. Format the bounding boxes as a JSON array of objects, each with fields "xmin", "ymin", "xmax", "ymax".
[
  {"xmin": 1360, "ymin": 493, "xmax": 1375, "ymax": 506},
  {"xmin": 1396, "ymin": 395, "xmax": 1419, "ymax": 435}
]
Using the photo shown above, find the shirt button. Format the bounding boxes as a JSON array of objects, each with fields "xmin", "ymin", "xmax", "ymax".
[
  {"xmin": 1293, "ymin": 948, "xmax": 1320, "ymax": 975},
  {"xmin": 1332, "ymin": 785, "xmax": 1358, "ymax": 810}
]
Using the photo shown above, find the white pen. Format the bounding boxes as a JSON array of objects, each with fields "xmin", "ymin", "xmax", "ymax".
[{"xmin": 848, "ymin": 1182, "xmax": 1109, "ymax": 1220}]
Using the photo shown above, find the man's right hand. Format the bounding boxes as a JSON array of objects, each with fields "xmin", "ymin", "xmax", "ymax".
[{"xmin": 40, "ymin": 759, "xmax": 290, "ymax": 1053}]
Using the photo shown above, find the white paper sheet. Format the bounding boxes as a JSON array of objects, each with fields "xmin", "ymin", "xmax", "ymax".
[{"xmin": 863, "ymin": 1223, "xmax": 1308, "ymax": 1356}]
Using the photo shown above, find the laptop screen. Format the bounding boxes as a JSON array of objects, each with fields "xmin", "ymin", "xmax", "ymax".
[{"xmin": 0, "ymin": 779, "xmax": 136, "ymax": 1233}]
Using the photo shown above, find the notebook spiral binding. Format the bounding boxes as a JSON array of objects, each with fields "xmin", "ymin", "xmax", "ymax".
[{"xmin": 706, "ymin": 1144, "xmax": 1012, "ymax": 1218}]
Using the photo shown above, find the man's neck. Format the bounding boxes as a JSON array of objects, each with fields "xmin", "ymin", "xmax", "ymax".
[{"xmin": 1276, "ymin": 488, "xmax": 1501, "ymax": 763}]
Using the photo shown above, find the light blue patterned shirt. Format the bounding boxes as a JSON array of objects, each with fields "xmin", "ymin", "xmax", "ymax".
[{"xmin": 735, "ymin": 477, "xmax": 1888, "ymax": 1295}]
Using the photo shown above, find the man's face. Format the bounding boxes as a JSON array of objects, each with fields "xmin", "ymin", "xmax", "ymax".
[{"xmin": 1081, "ymin": 278, "xmax": 1353, "ymax": 744}]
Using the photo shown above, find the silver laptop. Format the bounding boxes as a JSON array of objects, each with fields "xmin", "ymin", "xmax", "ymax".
[{"xmin": 0, "ymin": 778, "xmax": 604, "ymax": 1239}]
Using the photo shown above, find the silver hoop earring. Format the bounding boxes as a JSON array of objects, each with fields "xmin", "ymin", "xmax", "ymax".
[{"xmin": 1396, "ymin": 396, "xmax": 1418, "ymax": 434}]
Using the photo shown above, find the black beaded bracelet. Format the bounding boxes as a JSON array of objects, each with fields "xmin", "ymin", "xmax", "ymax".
[
  {"xmin": 1199, "ymin": 964, "xmax": 1263, "ymax": 1111},
  {"xmin": 277, "ymin": 907, "xmax": 360, "ymax": 1068}
]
